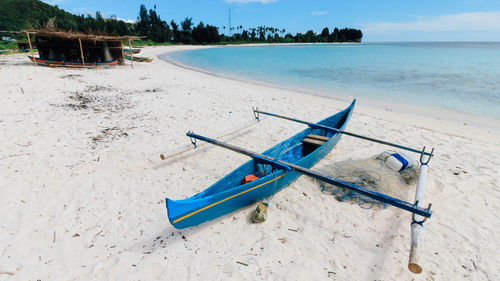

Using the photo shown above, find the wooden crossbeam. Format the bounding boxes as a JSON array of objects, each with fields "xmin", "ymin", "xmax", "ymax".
[{"xmin": 306, "ymin": 134, "xmax": 330, "ymax": 142}]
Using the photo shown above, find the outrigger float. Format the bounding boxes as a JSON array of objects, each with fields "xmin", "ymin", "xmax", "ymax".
[{"xmin": 166, "ymin": 100, "xmax": 434, "ymax": 273}]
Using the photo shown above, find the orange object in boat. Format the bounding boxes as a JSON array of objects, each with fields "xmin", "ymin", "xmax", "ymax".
[{"xmin": 241, "ymin": 174, "xmax": 259, "ymax": 184}]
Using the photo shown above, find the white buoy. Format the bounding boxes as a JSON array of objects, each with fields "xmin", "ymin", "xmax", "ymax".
[{"xmin": 386, "ymin": 151, "xmax": 415, "ymax": 171}]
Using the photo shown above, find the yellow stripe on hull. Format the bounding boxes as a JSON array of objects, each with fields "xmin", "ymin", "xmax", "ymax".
[{"xmin": 173, "ymin": 174, "xmax": 285, "ymax": 224}]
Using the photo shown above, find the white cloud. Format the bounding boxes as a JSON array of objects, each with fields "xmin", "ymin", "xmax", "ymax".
[
  {"xmin": 362, "ymin": 12, "xmax": 500, "ymax": 34},
  {"xmin": 225, "ymin": 0, "xmax": 278, "ymax": 4},
  {"xmin": 311, "ymin": 11, "xmax": 328, "ymax": 16},
  {"xmin": 117, "ymin": 18, "xmax": 137, "ymax": 24}
]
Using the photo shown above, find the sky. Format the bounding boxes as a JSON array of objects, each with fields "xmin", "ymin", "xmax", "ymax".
[{"xmin": 43, "ymin": 0, "xmax": 500, "ymax": 41}]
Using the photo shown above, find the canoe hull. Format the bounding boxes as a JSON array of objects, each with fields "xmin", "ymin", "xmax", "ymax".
[
  {"xmin": 167, "ymin": 100, "xmax": 355, "ymax": 229},
  {"xmin": 28, "ymin": 56, "xmax": 119, "ymax": 67},
  {"xmin": 124, "ymin": 55, "xmax": 152, "ymax": 62},
  {"xmin": 123, "ymin": 48, "xmax": 141, "ymax": 54}
]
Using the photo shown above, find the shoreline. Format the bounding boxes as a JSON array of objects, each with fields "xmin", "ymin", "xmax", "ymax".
[
  {"xmin": 159, "ymin": 45, "xmax": 500, "ymax": 132},
  {"xmin": 1, "ymin": 46, "xmax": 499, "ymax": 280}
]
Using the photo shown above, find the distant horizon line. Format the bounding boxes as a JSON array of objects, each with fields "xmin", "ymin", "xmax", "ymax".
[{"xmin": 362, "ymin": 41, "xmax": 500, "ymax": 43}]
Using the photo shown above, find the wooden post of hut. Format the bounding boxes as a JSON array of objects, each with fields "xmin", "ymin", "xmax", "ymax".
[
  {"xmin": 25, "ymin": 32, "xmax": 37, "ymax": 66},
  {"xmin": 120, "ymin": 41, "xmax": 125, "ymax": 66},
  {"xmin": 128, "ymin": 39, "xmax": 133, "ymax": 69},
  {"xmin": 78, "ymin": 38, "xmax": 85, "ymax": 67}
]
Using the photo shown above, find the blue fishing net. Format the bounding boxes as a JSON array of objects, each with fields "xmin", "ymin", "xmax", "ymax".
[{"xmin": 318, "ymin": 151, "xmax": 418, "ymax": 210}]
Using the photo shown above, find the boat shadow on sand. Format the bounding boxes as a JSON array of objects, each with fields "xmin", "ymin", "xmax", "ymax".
[{"xmin": 128, "ymin": 210, "xmax": 253, "ymax": 255}]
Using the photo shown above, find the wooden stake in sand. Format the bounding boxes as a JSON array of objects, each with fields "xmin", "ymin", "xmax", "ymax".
[
  {"xmin": 26, "ymin": 32, "xmax": 37, "ymax": 66},
  {"xmin": 408, "ymin": 148, "xmax": 434, "ymax": 274},
  {"xmin": 0, "ymin": 270, "xmax": 14, "ymax": 276},
  {"xmin": 78, "ymin": 38, "xmax": 85, "ymax": 67},
  {"xmin": 128, "ymin": 39, "xmax": 133, "ymax": 69}
]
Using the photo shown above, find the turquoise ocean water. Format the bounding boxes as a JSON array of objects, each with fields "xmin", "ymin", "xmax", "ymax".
[{"xmin": 161, "ymin": 43, "xmax": 500, "ymax": 121}]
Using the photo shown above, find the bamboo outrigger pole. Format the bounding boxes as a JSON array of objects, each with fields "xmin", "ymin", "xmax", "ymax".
[
  {"xmin": 78, "ymin": 38, "xmax": 85, "ymax": 66},
  {"xmin": 186, "ymin": 132, "xmax": 433, "ymax": 218},
  {"xmin": 25, "ymin": 32, "xmax": 37, "ymax": 66},
  {"xmin": 409, "ymin": 148, "xmax": 433, "ymax": 274},
  {"xmin": 253, "ymin": 108, "xmax": 433, "ymax": 156}
]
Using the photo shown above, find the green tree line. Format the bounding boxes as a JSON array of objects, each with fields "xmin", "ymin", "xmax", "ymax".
[{"xmin": 135, "ymin": 5, "xmax": 362, "ymax": 44}]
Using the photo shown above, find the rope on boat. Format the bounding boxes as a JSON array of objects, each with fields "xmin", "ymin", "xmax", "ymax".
[
  {"xmin": 160, "ymin": 117, "xmax": 263, "ymax": 161},
  {"xmin": 267, "ymin": 168, "xmax": 279, "ymax": 202}
]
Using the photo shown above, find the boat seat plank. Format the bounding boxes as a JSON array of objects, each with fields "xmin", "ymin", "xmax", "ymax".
[
  {"xmin": 302, "ymin": 137, "xmax": 326, "ymax": 147},
  {"xmin": 306, "ymin": 134, "xmax": 330, "ymax": 142}
]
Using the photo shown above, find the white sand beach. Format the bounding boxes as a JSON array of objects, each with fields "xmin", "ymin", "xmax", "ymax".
[{"xmin": 1, "ymin": 46, "xmax": 499, "ymax": 280}]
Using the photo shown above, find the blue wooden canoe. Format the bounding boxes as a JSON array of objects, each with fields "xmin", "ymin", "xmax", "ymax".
[
  {"xmin": 166, "ymin": 100, "xmax": 356, "ymax": 229},
  {"xmin": 123, "ymin": 48, "xmax": 141, "ymax": 54}
]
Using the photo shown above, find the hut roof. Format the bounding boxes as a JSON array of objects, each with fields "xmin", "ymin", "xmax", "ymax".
[{"xmin": 22, "ymin": 29, "xmax": 141, "ymax": 41}]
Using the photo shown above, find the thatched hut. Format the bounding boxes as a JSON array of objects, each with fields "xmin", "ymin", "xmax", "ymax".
[{"xmin": 24, "ymin": 30, "xmax": 140, "ymax": 67}]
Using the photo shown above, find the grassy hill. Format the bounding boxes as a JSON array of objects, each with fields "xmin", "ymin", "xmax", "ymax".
[
  {"xmin": 0, "ymin": 0, "xmax": 134, "ymax": 41},
  {"xmin": 0, "ymin": 0, "xmax": 80, "ymax": 31}
]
